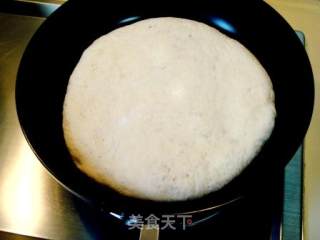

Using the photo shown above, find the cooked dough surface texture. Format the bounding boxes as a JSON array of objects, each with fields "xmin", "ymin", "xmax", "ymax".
[{"xmin": 63, "ymin": 17, "xmax": 276, "ymax": 201}]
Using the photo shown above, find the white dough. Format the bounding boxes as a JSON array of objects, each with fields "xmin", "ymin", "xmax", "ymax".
[{"xmin": 63, "ymin": 17, "xmax": 276, "ymax": 201}]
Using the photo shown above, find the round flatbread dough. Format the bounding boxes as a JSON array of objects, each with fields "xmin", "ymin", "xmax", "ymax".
[{"xmin": 63, "ymin": 17, "xmax": 276, "ymax": 201}]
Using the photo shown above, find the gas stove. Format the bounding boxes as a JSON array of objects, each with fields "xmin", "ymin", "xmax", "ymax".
[{"xmin": 0, "ymin": 2, "xmax": 303, "ymax": 239}]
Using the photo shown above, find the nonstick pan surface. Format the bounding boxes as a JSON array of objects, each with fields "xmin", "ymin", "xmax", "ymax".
[{"xmin": 16, "ymin": 0, "xmax": 314, "ymax": 216}]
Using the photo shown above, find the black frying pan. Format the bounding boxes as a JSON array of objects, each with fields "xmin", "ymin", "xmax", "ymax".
[{"xmin": 16, "ymin": 0, "xmax": 314, "ymax": 220}]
